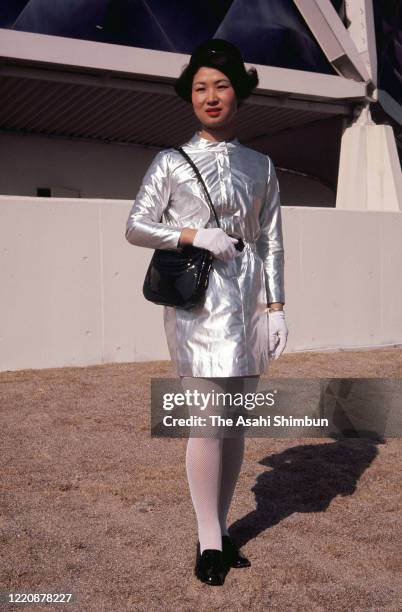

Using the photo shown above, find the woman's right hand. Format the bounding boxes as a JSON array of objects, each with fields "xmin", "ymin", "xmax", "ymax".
[{"xmin": 192, "ymin": 228, "xmax": 239, "ymax": 261}]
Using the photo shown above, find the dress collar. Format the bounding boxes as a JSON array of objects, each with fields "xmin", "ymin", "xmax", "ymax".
[{"xmin": 185, "ymin": 131, "xmax": 240, "ymax": 150}]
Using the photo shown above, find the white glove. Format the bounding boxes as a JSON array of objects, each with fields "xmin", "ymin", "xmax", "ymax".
[
  {"xmin": 268, "ymin": 310, "xmax": 288, "ymax": 360},
  {"xmin": 193, "ymin": 228, "xmax": 239, "ymax": 262}
]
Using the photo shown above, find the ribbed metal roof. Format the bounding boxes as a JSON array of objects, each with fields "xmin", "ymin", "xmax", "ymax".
[
  {"xmin": 0, "ymin": 70, "xmax": 351, "ymax": 149},
  {"xmin": 0, "ymin": 29, "xmax": 365, "ymax": 151}
]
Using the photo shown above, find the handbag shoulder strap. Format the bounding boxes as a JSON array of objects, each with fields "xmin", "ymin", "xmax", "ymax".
[{"xmin": 174, "ymin": 146, "xmax": 221, "ymax": 229}]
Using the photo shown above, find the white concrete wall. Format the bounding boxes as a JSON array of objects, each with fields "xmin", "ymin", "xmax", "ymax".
[
  {"xmin": 0, "ymin": 133, "xmax": 157, "ymax": 199},
  {"xmin": 1, "ymin": 196, "xmax": 401, "ymax": 372},
  {"xmin": 0, "ymin": 133, "xmax": 335, "ymax": 206}
]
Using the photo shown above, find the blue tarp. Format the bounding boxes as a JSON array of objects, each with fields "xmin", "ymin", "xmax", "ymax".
[{"xmin": 0, "ymin": 0, "xmax": 334, "ymax": 74}]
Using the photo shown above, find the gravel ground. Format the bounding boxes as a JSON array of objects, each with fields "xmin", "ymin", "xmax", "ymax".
[{"xmin": 1, "ymin": 347, "xmax": 401, "ymax": 611}]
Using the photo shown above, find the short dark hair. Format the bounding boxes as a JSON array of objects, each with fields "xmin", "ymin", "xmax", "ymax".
[{"xmin": 174, "ymin": 39, "xmax": 259, "ymax": 104}]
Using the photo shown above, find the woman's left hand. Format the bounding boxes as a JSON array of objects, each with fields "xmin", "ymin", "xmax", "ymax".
[{"xmin": 268, "ymin": 310, "xmax": 288, "ymax": 360}]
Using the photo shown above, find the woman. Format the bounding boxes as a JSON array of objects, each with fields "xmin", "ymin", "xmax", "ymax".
[{"xmin": 125, "ymin": 39, "xmax": 288, "ymax": 586}]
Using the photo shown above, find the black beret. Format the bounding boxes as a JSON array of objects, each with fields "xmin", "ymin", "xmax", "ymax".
[{"xmin": 174, "ymin": 38, "xmax": 259, "ymax": 103}]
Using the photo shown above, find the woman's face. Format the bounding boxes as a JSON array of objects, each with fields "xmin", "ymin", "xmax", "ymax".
[{"xmin": 191, "ymin": 66, "xmax": 238, "ymax": 129}]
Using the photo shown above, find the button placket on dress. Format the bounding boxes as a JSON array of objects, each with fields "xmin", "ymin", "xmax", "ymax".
[
  {"xmin": 216, "ymin": 150, "xmax": 226, "ymax": 220},
  {"xmin": 218, "ymin": 145, "xmax": 241, "ymax": 279}
]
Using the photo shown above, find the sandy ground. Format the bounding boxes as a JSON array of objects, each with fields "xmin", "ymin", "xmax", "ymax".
[{"xmin": 1, "ymin": 347, "xmax": 401, "ymax": 611}]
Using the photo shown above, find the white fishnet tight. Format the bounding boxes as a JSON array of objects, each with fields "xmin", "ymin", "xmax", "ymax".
[{"xmin": 180, "ymin": 375, "xmax": 259, "ymax": 553}]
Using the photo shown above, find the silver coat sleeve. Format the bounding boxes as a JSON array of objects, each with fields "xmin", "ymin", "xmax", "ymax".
[
  {"xmin": 125, "ymin": 151, "xmax": 183, "ymax": 250},
  {"xmin": 256, "ymin": 158, "xmax": 285, "ymax": 304}
]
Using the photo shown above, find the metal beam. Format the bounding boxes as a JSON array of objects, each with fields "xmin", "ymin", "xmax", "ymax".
[
  {"xmin": 345, "ymin": 0, "xmax": 377, "ymax": 85},
  {"xmin": 293, "ymin": 0, "xmax": 371, "ymax": 83},
  {"xmin": 0, "ymin": 28, "xmax": 367, "ymax": 103}
]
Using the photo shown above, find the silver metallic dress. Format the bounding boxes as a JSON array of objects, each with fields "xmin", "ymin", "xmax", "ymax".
[{"xmin": 125, "ymin": 131, "xmax": 285, "ymax": 377}]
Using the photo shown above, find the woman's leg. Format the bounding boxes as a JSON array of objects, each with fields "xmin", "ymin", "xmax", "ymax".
[
  {"xmin": 218, "ymin": 375, "xmax": 260, "ymax": 537},
  {"xmin": 181, "ymin": 375, "xmax": 260, "ymax": 551},
  {"xmin": 218, "ymin": 436, "xmax": 245, "ymax": 537},
  {"xmin": 181, "ymin": 376, "xmax": 226, "ymax": 554},
  {"xmin": 185, "ymin": 436, "xmax": 223, "ymax": 553}
]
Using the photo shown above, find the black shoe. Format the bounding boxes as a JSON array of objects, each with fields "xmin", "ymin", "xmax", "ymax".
[
  {"xmin": 194, "ymin": 541, "xmax": 226, "ymax": 586},
  {"xmin": 222, "ymin": 535, "xmax": 251, "ymax": 568}
]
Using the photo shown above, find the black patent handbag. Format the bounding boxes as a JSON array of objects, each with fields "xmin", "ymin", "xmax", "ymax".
[{"xmin": 142, "ymin": 146, "xmax": 244, "ymax": 309}]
